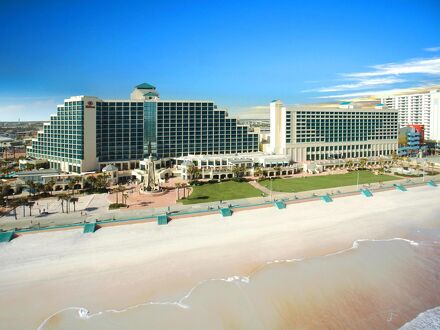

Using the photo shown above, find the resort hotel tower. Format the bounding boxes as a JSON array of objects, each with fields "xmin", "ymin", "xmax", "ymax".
[
  {"xmin": 381, "ymin": 89, "xmax": 440, "ymax": 141},
  {"xmin": 27, "ymin": 83, "xmax": 259, "ymax": 173},
  {"xmin": 269, "ymin": 100, "xmax": 399, "ymax": 162}
]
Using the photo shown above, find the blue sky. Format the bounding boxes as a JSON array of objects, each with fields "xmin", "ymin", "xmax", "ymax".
[{"xmin": 0, "ymin": 0, "xmax": 439, "ymax": 120}]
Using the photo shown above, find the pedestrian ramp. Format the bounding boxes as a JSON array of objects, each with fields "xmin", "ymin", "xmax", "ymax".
[
  {"xmin": 320, "ymin": 194, "xmax": 333, "ymax": 203},
  {"xmin": 157, "ymin": 214, "xmax": 169, "ymax": 225},
  {"xmin": 427, "ymin": 180, "xmax": 437, "ymax": 187},
  {"xmin": 220, "ymin": 207, "xmax": 232, "ymax": 217},
  {"xmin": 274, "ymin": 200, "xmax": 286, "ymax": 209},
  {"xmin": 393, "ymin": 184, "xmax": 407, "ymax": 192},
  {"xmin": 360, "ymin": 188, "xmax": 373, "ymax": 197},
  {"xmin": 83, "ymin": 222, "xmax": 97, "ymax": 233},
  {"xmin": 0, "ymin": 231, "xmax": 15, "ymax": 243}
]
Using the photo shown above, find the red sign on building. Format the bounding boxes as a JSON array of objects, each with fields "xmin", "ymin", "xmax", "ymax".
[{"xmin": 408, "ymin": 124, "xmax": 424, "ymax": 143}]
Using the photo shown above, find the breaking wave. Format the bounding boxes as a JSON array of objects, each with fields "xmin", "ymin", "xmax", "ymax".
[{"xmin": 39, "ymin": 238, "xmax": 440, "ymax": 330}]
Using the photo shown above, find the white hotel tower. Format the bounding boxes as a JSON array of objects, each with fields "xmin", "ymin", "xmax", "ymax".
[
  {"xmin": 381, "ymin": 89, "xmax": 440, "ymax": 141},
  {"xmin": 269, "ymin": 101, "xmax": 398, "ymax": 163}
]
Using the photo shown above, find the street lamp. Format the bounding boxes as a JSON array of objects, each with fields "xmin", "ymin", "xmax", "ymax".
[
  {"xmin": 356, "ymin": 170, "xmax": 360, "ymax": 191},
  {"xmin": 423, "ymin": 159, "xmax": 426, "ymax": 182},
  {"xmin": 270, "ymin": 177, "xmax": 273, "ymax": 202}
]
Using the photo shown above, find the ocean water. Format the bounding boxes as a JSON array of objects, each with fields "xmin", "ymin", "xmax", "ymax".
[{"xmin": 40, "ymin": 237, "xmax": 440, "ymax": 330}]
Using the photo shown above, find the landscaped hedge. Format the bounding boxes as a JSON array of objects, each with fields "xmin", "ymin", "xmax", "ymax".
[{"xmin": 109, "ymin": 203, "xmax": 127, "ymax": 210}]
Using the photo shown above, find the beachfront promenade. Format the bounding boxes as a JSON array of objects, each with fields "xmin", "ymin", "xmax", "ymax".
[{"xmin": 1, "ymin": 174, "xmax": 439, "ymax": 233}]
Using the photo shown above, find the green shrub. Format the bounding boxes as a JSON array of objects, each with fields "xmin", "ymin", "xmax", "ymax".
[
  {"xmin": 232, "ymin": 177, "xmax": 248, "ymax": 183},
  {"xmin": 109, "ymin": 203, "xmax": 126, "ymax": 210},
  {"xmin": 189, "ymin": 180, "xmax": 204, "ymax": 186}
]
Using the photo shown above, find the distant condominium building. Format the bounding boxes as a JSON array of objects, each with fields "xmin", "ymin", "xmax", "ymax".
[
  {"xmin": 27, "ymin": 83, "xmax": 259, "ymax": 173},
  {"xmin": 398, "ymin": 125, "xmax": 426, "ymax": 157},
  {"xmin": 269, "ymin": 101, "xmax": 398, "ymax": 162},
  {"xmin": 381, "ymin": 89, "xmax": 440, "ymax": 141}
]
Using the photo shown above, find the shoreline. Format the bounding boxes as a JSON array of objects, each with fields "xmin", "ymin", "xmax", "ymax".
[
  {"xmin": 0, "ymin": 185, "xmax": 439, "ymax": 329},
  {"xmin": 36, "ymin": 237, "xmax": 424, "ymax": 330}
]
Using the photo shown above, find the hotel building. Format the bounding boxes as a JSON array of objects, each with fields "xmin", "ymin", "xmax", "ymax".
[
  {"xmin": 381, "ymin": 89, "xmax": 440, "ymax": 141},
  {"xmin": 269, "ymin": 101, "xmax": 399, "ymax": 162},
  {"xmin": 27, "ymin": 83, "xmax": 259, "ymax": 173}
]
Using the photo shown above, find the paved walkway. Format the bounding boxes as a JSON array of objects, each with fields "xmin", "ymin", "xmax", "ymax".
[
  {"xmin": 106, "ymin": 178, "xmax": 190, "ymax": 209},
  {"xmin": 249, "ymin": 180, "xmax": 272, "ymax": 195},
  {"xmin": 1, "ymin": 174, "xmax": 439, "ymax": 233}
]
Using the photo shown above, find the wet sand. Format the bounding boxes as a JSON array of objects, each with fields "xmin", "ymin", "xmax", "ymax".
[{"xmin": 0, "ymin": 185, "xmax": 439, "ymax": 329}]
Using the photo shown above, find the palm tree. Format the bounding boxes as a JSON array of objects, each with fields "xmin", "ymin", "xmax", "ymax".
[
  {"xmin": 0, "ymin": 164, "xmax": 11, "ymax": 177},
  {"xmin": 19, "ymin": 198, "xmax": 28, "ymax": 217},
  {"xmin": 181, "ymin": 183, "xmax": 189, "ymax": 198},
  {"xmin": 378, "ymin": 158, "xmax": 386, "ymax": 172},
  {"xmin": 429, "ymin": 162, "xmax": 435, "ymax": 174},
  {"xmin": 95, "ymin": 173, "xmax": 109, "ymax": 191},
  {"xmin": 359, "ymin": 158, "xmax": 367, "ymax": 170},
  {"xmin": 415, "ymin": 163, "xmax": 421, "ymax": 174},
  {"xmin": 232, "ymin": 165, "xmax": 245, "ymax": 178},
  {"xmin": 113, "ymin": 185, "xmax": 126, "ymax": 205},
  {"xmin": 391, "ymin": 151, "xmax": 399, "ymax": 167},
  {"xmin": 58, "ymin": 194, "xmax": 67, "ymax": 213},
  {"xmin": 65, "ymin": 195, "xmax": 71, "ymax": 213},
  {"xmin": 44, "ymin": 178, "xmax": 55, "ymax": 195},
  {"xmin": 1, "ymin": 184, "xmax": 11, "ymax": 205},
  {"xmin": 36, "ymin": 182, "xmax": 44, "ymax": 196},
  {"xmin": 9, "ymin": 198, "xmax": 20, "ymax": 220},
  {"xmin": 70, "ymin": 196, "xmax": 79, "ymax": 212},
  {"xmin": 122, "ymin": 192, "xmax": 129, "ymax": 205},
  {"xmin": 253, "ymin": 166, "xmax": 262, "ymax": 178},
  {"xmin": 186, "ymin": 165, "xmax": 200, "ymax": 180},
  {"xmin": 67, "ymin": 176, "xmax": 80, "ymax": 195},
  {"xmin": 175, "ymin": 182, "xmax": 181, "ymax": 200},
  {"xmin": 28, "ymin": 200, "xmax": 35, "ymax": 216},
  {"xmin": 85, "ymin": 175, "xmax": 97, "ymax": 191},
  {"xmin": 26, "ymin": 180, "xmax": 37, "ymax": 197}
]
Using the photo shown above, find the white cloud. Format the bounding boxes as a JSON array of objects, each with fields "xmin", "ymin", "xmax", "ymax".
[
  {"xmin": 316, "ymin": 86, "xmax": 438, "ymax": 100},
  {"xmin": 0, "ymin": 98, "xmax": 59, "ymax": 121},
  {"xmin": 314, "ymin": 77, "xmax": 405, "ymax": 92},
  {"xmin": 344, "ymin": 57, "xmax": 440, "ymax": 78},
  {"xmin": 424, "ymin": 46, "xmax": 440, "ymax": 52},
  {"xmin": 231, "ymin": 105, "xmax": 270, "ymax": 120},
  {"xmin": 308, "ymin": 56, "xmax": 440, "ymax": 98}
]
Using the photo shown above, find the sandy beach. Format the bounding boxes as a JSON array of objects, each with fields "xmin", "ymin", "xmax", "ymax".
[{"xmin": 1, "ymin": 185, "xmax": 440, "ymax": 329}]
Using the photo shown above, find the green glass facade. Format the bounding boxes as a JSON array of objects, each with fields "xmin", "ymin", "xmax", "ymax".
[
  {"xmin": 27, "ymin": 89, "xmax": 259, "ymax": 173},
  {"xmin": 155, "ymin": 101, "xmax": 259, "ymax": 158},
  {"xmin": 96, "ymin": 101, "xmax": 144, "ymax": 162},
  {"xmin": 143, "ymin": 102, "xmax": 157, "ymax": 156},
  {"xmin": 290, "ymin": 110, "xmax": 399, "ymax": 161},
  {"xmin": 295, "ymin": 111, "xmax": 398, "ymax": 143},
  {"xmin": 28, "ymin": 100, "xmax": 84, "ymax": 173}
]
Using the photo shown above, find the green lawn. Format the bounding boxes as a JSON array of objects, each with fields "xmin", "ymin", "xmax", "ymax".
[
  {"xmin": 259, "ymin": 171, "xmax": 399, "ymax": 193},
  {"xmin": 181, "ymin": 181, "xmax": 264, "ymax": 204}
]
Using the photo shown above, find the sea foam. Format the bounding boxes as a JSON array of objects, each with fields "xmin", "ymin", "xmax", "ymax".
[
  {"xmin": 400, "ymin": 306, "xmax": 440, "ymax": 329},
  {"xmin": 38, "ymin": 238, "xmax": 439, "ymax": 330}
]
